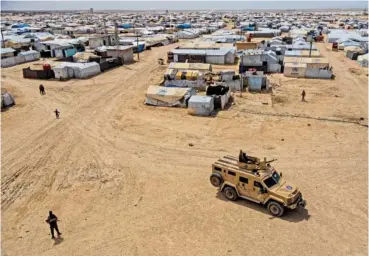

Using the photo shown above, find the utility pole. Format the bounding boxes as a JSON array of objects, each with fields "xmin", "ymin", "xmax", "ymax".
[
  {"xmin": 307, "ymin": 34, "xmax": 313, "ymax": 57},
  {"xmin": 114, "ymin": 20, "xmax": 119, "ymax": 51},
  {"xmin": 103, "ymin": 18, "xmax": 107, "ymax": 37},
  {"xmin": 136, "ymin": 34, "xmax": 139, "ymax": 60},
  {"xmin": 1, "ymin": 29, "xmax": 5, "ymax": 48},
  {"xmin": 133, "ymin": 21, "xmax": 139, "ymax": 60},
  {"xmin": 114, "ymin": 20, "xmax": 123, "ymax": 65}
]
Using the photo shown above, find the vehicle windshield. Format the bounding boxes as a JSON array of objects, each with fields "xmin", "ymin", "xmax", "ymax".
[{"xmin": 263, "ymin": 171, "xmax": 280, "ymax": 188}]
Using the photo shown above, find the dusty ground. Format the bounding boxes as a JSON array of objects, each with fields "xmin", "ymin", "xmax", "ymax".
[{"xmin": 1, "ymin": 40, "xmax": 368, "ymax": 256}]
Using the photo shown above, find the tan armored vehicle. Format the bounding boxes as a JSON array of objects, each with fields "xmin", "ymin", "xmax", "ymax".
[{"xmin": 210, "ymin": 150, "xmax": 306, "ymax": 217}]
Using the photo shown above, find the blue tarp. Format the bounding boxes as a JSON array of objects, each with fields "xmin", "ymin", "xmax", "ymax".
[
  {"xmin": 241, "ymin": 27, "xmax": 255, "ymax": 31},
  {"xmin": 11, "ymin": 23, "xmax": 30, "ymax": 29},
  {"xmin": 118, "ymin": 24, "xmax": 132, "ymax": 29},
  {"xmin": 64, "ymin": 48, "xmax": 77, "ymax": 57},
  {"xmin": 137, "ymin": 43, "xmax": 145, "ymax": 53},
  {"xmin": 176, "ymin": 23, "xmax": 191, "ymax": 29}
]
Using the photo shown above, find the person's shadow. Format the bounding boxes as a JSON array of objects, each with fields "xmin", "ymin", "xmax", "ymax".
[{"xmin": 53, "ymin": 236, "xmax": 64, "ymax": 246}]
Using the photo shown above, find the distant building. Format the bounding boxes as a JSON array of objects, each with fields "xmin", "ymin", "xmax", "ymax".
[{"xmin": 90, "ymin": 8, "xmax": 93, "ymax": 14}]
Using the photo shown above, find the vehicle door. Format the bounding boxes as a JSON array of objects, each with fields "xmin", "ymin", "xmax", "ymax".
[
  {"xmin": 224, "ymin": 170, "xmax": 237, "ymax": 184},
  {"xmin": 236, "ymin": 175, "xmax": 252, "ymax": 197},
  {"xmin": 249, "ymin": 179, "xmax": 269, "ymax": 203}
]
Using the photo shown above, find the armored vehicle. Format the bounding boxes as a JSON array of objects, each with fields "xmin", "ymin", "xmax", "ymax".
[{"xmin": 210, "ymin": 150, "xmax": 306, "ymax": 217}]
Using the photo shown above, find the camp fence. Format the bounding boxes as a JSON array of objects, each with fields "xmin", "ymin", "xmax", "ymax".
[
  {"xmin": 22, "ymin": 67, "xmax": 55, "ymax": 79},
  {"xmin": 99, "ymin": 57, "xmax": 123, "ymax": 72}
]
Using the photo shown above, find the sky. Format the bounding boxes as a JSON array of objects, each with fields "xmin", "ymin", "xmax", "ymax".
[{"xmin": 1, "ymin": 1, "xmax": 367, "ymax": 11}]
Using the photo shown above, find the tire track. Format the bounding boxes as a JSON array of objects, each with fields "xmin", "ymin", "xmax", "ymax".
[{"xmin": 236, "ymin": 109, "xmax": 368, "ymax": 127}]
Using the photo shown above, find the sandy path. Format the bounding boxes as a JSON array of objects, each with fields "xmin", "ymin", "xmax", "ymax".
[{"xmin": 1, "ymin": 41, "xmax": 368, "ymax": 256}]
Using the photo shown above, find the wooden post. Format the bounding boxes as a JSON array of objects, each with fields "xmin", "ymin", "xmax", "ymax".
[{"xmin": 136, "ymin": 35, "xmax": 139, "ymax": 60}]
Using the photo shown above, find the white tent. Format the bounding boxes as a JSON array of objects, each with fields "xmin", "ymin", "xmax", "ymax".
[{"xmin": 53, "ymin": 62, "xmax": 101, "ymax": 80}]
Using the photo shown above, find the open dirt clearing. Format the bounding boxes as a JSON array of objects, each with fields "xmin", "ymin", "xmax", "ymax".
[{"xmin": 1, "ymin": 42, "xmax": 368, "ymax": 256}]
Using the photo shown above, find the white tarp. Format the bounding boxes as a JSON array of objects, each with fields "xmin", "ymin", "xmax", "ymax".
[
  {"xmin": 1, "ymin": 92, "xmax": 15, "ymax": 108},
  {"xmin": 53, "ymin": 62, "xmax": 101, "ymax": 79},
  {"xmin": 188, "ymin": 96, "xmax": 214, "ymax": 116}
]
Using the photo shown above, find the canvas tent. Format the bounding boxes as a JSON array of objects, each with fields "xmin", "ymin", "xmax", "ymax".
[{"xmin": 145, "ymin": 85, "xmax": 195, "ymax": 107}]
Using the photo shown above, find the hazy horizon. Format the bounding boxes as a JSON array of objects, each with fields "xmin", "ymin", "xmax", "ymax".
[{"xmin": 1, "ymin": 1, "xmax": 367, "ymax": 11}]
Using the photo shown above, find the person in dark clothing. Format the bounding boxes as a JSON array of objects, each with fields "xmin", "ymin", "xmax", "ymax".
[
  {"xmin": 301, "ymin": 90, "xmax": 306, "ymax": 102},
  {"xmin": 54, "ymin": 109, "xmax": 60, "ymax": 119},
  {"xmin": 39, "ymin": 84, "xmax": 45, "ymax": 95},
  {"xmin": 45, "ymin": 211, "xmax": 62, "ymax": 239}
]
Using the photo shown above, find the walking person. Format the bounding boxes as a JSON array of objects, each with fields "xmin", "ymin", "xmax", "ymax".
[
  {"xmin": 39, "ymin": 84, "xmax": 45, "ymax": 95},
  {"xmin": 301, "ymin": 90, "xmax": 306, "ymax": 102},
  {"xmin": 54, "ymin": 109, "xmax": 60, "ymax": 119},
  {"xmin": 45, "ymin": 211, "xmax": 62, "ymax": 239}
]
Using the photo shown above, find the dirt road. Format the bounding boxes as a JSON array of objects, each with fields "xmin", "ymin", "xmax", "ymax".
[{"xmin": 2, "ymin": 41, "xmax": 368, "ymax": 256}]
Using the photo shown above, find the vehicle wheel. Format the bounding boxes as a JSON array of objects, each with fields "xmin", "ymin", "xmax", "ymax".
[
  {"xmin": 223, "ymin": 187, "xmax": 238, "ymax": 201},
  {"xmin": 210, "ymin": 173, "xmax": 223, "ymax": 187},
  {"xmin": 267, "ymin": 201, "xmax": 284, "ymax": 217}
]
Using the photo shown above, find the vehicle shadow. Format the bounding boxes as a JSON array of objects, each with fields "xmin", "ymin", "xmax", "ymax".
[{"xmin": 216, "ymin": 191, "xmax": 310, "ymax": 223}]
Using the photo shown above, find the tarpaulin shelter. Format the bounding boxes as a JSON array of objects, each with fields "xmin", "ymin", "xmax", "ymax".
[{"xmin": 145, "ymin": 85, "xmax": 195, "ymax": 107}]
